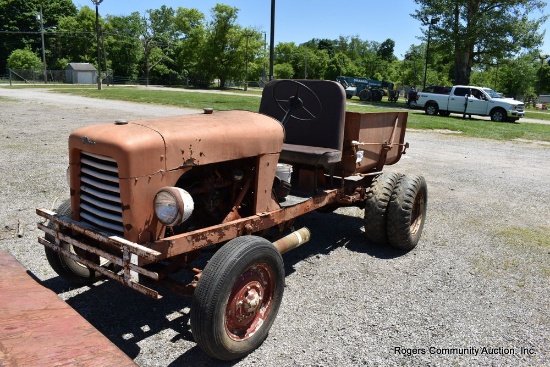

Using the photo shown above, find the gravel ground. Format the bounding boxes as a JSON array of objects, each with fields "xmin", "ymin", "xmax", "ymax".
[{"xmin": 1, "ymin": 88, "xmax": 549, "ymax": 367}]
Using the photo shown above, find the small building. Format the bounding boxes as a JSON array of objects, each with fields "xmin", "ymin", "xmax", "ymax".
[{"xmin": 65, "ymin": 63, "xmax": 97, "ymax": 84}]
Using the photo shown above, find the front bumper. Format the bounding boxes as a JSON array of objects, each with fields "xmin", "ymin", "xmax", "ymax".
[
  {"xmin": 37, "ymin": 208, "xmax": 163, "ymax": 299},
  {"xmin": 509, "ymin": 110, "xmax": 525, "ymax": 118}
]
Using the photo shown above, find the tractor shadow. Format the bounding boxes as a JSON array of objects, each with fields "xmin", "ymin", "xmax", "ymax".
[{"xmin": 280, "ymin": 209, "xmax": 409, "ymax": 276}]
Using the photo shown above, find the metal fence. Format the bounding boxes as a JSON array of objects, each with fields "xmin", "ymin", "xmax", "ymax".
[{"xmin": 8, "ymin": 69, "xmax": 66, "ymax": 84}]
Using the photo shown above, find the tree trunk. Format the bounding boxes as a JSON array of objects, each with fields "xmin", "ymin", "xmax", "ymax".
[{"xmin": 453, "ymin": 1, "xmax": 478, "ymax": 85}]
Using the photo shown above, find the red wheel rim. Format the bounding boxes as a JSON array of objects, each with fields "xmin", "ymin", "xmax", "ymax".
[
  {"xmin": 225, "ymin": 263, "xmax": 275, "ymax": 341},
  {"xmin": 410, "ymin": 191, "xmax": 425, "ymax": 235}
]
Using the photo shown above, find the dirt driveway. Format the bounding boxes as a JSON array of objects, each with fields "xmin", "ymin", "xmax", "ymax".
[{"xmin": 0, "ymin": 88, "xmax": 548, "ymax": 367}]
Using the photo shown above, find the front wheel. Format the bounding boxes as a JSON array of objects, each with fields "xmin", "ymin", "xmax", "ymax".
[
  {"xmin": 490, "ymin": 108, "xmax": 507, "ymax": 122},
  {"xmin": 387, "ymin": 175, "xmax": 428, "ymax": 250},
  {"xmin": 191, "ymin": 236, "xmax": 285, "ymax": 361},
  {"xmin": 44, "ymin": 200, "xmax": 103, "ymax": 284}
]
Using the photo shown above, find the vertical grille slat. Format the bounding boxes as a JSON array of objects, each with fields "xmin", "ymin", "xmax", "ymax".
[{"xmin": 79, "ymin": 152, "xmax": 124, "ymax": 235}]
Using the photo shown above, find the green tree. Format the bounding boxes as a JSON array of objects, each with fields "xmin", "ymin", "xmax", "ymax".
[
  {"xmin": 104, "ymin": 13, "xmax": 143, "ymax": 79},
  {"xmin": 413, "ymin": 0, "xmax": 548, "ymax": 85},
  {"xmin": 274, "ymin": 63, "xmax": 294, "ymax": 79},
  {"xmin": 7, "ymin": 47, "xmax": 42, "ymax": 69},
  {"xmin": 377, "ymin": 39, "xmax": 396, "ymax": 62},
  {"xmin": 199, "ymin": 4, "xmax": 263, "ymax": 88},
  {"xmin": 56, "ymin": 7, "xmax": 100, "ymax": 66},
  {"xmin": 498, "ymin": 53, "xmax": 538, "ymax": 98},
  {"xmin": 173, "ymin": 7, "xmax": 206, "ymax": 85},
  {"xmin": 140, "ymin": 5, "xmax": 178, "ymax": 86},
  {"xmin": 0, "ymin": 0, "xmax": 76, "ymax": 73}
]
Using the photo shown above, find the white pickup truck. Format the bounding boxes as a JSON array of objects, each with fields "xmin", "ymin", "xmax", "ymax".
[{"xmin": 416, "ymin": 85, "xmax": 525, "ymax": 122}]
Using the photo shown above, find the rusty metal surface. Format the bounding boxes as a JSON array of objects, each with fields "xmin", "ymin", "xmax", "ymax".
[
  {"xmin": 69, "ymin": 110, "xmax": 284, "ymax": 175},
  {"xmin": 0, "ymin": 250, "xmax": 137, "ymax": 367},
  {"xmin": 152, "ymin": 189, "xmax": 340, "ymax": 258},
  {"xmin": 338, "ymin": 111, "xmax": 408, "ymax": 175},
  {"xmin": 36, "ymin": 190, "xmax": 339, "ymax": 297},
  {"xmin": 36, "ymin": 208, "xmax": 162, "ymax": 299},
  {"xmin": 68, "ymin": 111, "xmax": 283, "ymax": 244}
]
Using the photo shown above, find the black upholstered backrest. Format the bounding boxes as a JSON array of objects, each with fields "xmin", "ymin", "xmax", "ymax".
[{"xmin": 259, "ymin": 79, "xmax": 346, "ymax": 151}]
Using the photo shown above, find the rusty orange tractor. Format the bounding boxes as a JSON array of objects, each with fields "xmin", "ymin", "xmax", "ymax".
[{"xmin": 37, "ymin": 79, "xmax": 427, "ymax": 360}]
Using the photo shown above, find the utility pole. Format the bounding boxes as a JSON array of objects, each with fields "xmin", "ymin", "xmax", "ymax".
[
  {"xmin": 38, "ymin": 7, "xmax": 47, "ymax": 84},
  {"xmin": 244, "ymin": 31, "xmax": 253, "ymax": 91},
  {"xmin": 269, "ymin": 0, "xmax": 275, "ymax": 81},
  {"xmin": 91, "ymin": 0, "xmax": 104, "ymax": 90},
  {"xmin": 538, "ymin": 53, "xmax": 549, "ymax": 96}
]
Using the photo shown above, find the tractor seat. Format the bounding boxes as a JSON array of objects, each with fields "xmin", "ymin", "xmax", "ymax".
[
  {"xmin": 259, "ymin": 79, "xmax": 347, "ymax": 168},
  {"xmin": 280, "ymin": 143, "xmax": 342, "ymax": 167}
]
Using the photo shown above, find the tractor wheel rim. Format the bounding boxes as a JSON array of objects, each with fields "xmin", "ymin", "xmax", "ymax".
[
  {"xmin": 410, "ymin": 192, "xmax": 425, "ymax": 235},
  {"xmin": 225, "ymin": 263, "xmax": 275, "ymax": 341}
]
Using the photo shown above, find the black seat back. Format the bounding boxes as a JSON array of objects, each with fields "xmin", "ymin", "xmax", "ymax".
[{"xmin": 259, "ymin": 79, "xmax": 346, "ymax": 152}]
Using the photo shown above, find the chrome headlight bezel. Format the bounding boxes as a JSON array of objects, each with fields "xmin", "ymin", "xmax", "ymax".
[{"xmin": 154, "ymin": 187, "xmax": 194, "ymax": 227}]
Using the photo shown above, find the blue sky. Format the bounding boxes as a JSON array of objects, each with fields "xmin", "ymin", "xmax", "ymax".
[{"xmin": 73, "ymin": 1, "xmax": 550, "ymax": 59}]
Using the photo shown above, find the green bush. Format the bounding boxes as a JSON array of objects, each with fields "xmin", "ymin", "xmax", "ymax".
[{"xmin": 7, "ymin": 48, "xmax": 43, "ymax": 70}]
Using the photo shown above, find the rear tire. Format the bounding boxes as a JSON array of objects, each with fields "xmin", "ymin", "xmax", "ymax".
[
  {"xmin": 387, "ymin": 175, "xmax": 428, "ymax": 250},
  {"xmin": 364, "ymin": 172, "xmax": 402, "ymax": 244},
  {"xmin": 44, "ymin": 200, "xmax": 103, "ymax": 284},
  {"xmin": 425, "ymin": 103, "xmax": 439, "ymax": 116},
  {"xmin": 191, "ymin": 236, "xmax": 285, "ymax": 361}
]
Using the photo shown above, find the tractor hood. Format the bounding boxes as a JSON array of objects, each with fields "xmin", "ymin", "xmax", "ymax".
[{"xmin": 69, "ymin": 110, "xmax": 284, "ymax": 178}]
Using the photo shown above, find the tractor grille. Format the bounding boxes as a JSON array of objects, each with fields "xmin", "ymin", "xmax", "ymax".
[{"xmin": 79, "ymin": 152, "xmax": 124, "ymax": 236}]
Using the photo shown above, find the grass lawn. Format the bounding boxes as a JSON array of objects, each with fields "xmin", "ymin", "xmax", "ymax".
[{"xmin": 8, "ymin": 85, "xmax": 550, "ymax": 143}]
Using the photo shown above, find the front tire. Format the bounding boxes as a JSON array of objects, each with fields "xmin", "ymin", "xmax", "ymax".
[
  {"xmin": 191, "ymin": 236, "xmax": 285, "ymax": 361},
  {"xmin": 359, "ymin": 89, "xmax": 371, "ymax": 101},
  {"xmin": 387, "ymin": 175, "xmax": 428, "ymax": 250},
  {"xmin": 490, "ymin": 108, "xmax": 507, "ymax": 122},
  {"xmin": 44, "ymin": 200, "xmax": 103, "ymax": 284}
]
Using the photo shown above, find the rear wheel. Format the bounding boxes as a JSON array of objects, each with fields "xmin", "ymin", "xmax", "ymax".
[
  {"xmin": 364, "ymin": 172, "xmax": 402, "ymax": 244},
  {"xmin": 44, "ymin": 200, "xmax": 103, "ymax": 284},
  {"xmin": 387, "ymin": 175, "xmax": 428, "ymax": 250},
  {"xmin": 191, "ymin": 236, "xmax": 285, "ymax": 361},
  {"xmin": 425, "ymin": 103, "xmax": 439, "ymax": 116}
]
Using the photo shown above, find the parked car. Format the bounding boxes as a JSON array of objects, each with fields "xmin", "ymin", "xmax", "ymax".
[{"xmin": 416, "ymin": 85, "xmax": 525, "ymax": 122}]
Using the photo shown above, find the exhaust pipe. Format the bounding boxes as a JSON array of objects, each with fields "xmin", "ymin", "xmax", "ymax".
[{"xmin": 273, "ymin": 227, "xmax": 311, "ymax": 254}]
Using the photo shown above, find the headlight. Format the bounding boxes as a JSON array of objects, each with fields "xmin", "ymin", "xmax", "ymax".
[{"xmin": 154, "ymin": 187, "xmax": 194, "ymax": 226}]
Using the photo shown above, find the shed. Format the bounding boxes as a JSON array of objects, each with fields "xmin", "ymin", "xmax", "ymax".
[{"xmin": 65, "ymin": 63, "xmax": 97, "ymax": 85}]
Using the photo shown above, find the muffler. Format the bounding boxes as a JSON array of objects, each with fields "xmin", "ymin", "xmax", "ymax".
[{"xmin": 272, "ymin": 227, "xmax": 311, "ymax": 254}]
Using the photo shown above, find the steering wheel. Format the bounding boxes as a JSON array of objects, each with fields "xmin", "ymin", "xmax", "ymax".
[{"xmin": 272, "ymin": 80, "xmax": 322, "ymax": 127}]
